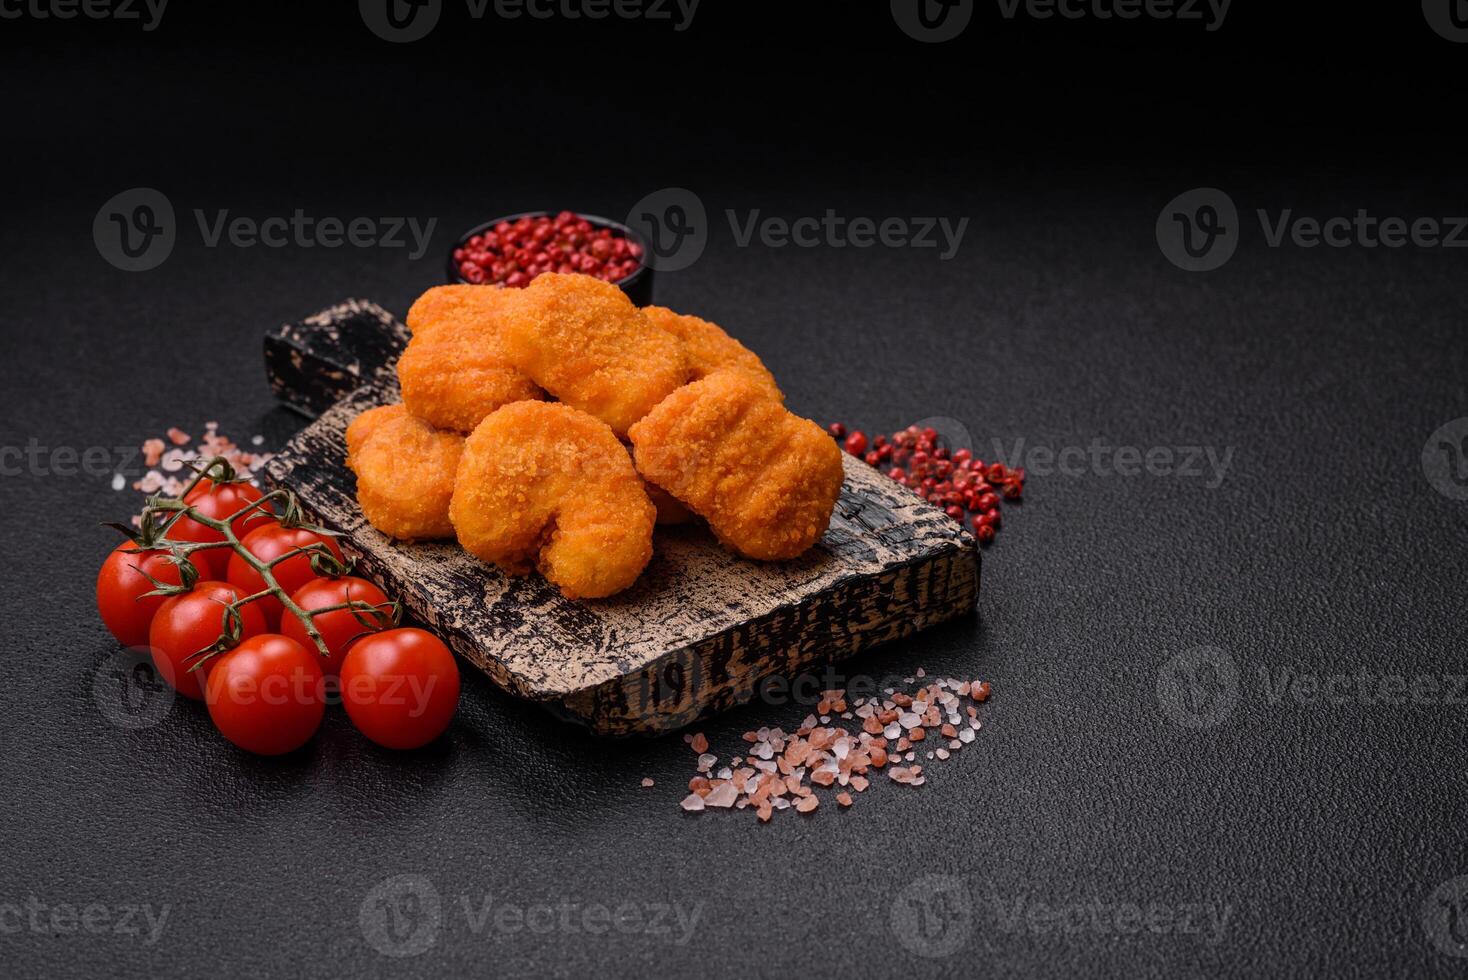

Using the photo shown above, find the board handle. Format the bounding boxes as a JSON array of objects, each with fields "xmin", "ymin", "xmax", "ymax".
[{"xmin": 264, "ymin": 298, "xmax": 409, "ymax": 417}]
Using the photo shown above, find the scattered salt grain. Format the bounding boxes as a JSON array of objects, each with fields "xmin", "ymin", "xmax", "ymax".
[
  {"xmin": 671, "ymin": 670, "xmax": 993, "ymax": 822},
  {"xmin": 705, "ymin": 782, "xmax": 738, "ymax": 808}
]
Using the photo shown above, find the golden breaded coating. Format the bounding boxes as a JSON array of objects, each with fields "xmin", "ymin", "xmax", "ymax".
[
  {"xmin": 501, "ymin": 273, "xmax": 687, "ymax": 438},
  {"xmin": 345, "ymin": 403, "xmax": 408, "ymax": 470},
  {"xmin": 645, "ymin": 479, "xmax": 695, "ymax": 525},
  {"xmin": 618, "ymin": 443, "xmax": 694, "ymax": 525},
  {"xmin": 643, "ymin": 306, "xmax": 782, "ymax": 399},
  {"xmin": 397, "ymin": 313, "xmax": 543, "ymax": 434},
  {"xmin": 628, "ymin": 372, "xmax": 843, "ymax": 560},
  {"xmin": 351, "ymin": 413, "xmax": 464, "ymax": 541},
  {"xmin": 451, "ymin": 402, "xmax": 655, "ymax": 599},
  {"xmin": 405, "ymin": 284, "xmax": 514, "ymax": 336}
]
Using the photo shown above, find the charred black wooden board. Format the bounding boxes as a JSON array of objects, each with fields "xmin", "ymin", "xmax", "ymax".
[{"xmin": 262, "ymin": 300, "xmax": 980, "ymax": 734}]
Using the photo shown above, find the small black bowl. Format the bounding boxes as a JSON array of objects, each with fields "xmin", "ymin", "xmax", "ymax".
[{"xmin": 445, "ymin": 210, "xmax": 655, "ymax": 307}]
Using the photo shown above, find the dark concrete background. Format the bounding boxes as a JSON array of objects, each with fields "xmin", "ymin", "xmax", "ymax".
[{"xmin": 1, "ymin": 4, "xmax": 1466, "ymax": 977}]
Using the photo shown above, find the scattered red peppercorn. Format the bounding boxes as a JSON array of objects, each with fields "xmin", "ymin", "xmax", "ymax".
[
  {"xmin": 455, "ymin": 211, "xmax": 644, "ymax": 289},
  {"xmin": 827, "ymin": 421, "xmax": 1027, "ymax": 547}
]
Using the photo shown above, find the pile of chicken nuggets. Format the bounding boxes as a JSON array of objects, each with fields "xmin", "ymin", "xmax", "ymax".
[{"xmin": 345, "ymin": 273, "xmax": 844, "ymax": 599}]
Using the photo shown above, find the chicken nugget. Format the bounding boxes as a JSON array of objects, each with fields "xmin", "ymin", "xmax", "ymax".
[
  {"xmin": 405, "ymin": 284, "xmax": 514, "ymax": 336},
  {"xmin": 397, "ymin": 307, "xmax": 543, "ymax": 434},
  {"xmin": 501, "ymin": 273, "xmax": 687, "ymax": 438},
  {"xmin": 628, "ymin": 371, "xmax": 843, "ymax": 560},
  {"xmin": 351, "ymin": 412, "xmax": 464, "ymax": 541},
  {"xmin": 345, "ymin": 403, "xmax": 408, "ymax": 470},
  {"xmin": 451, "ymin": 401, "xmax": 655, "ymax": 599},
  {"xmin": 642, "ymin": 305, "xmax": 782, "ymax": 399},
  {"xmin": 644, "ymin": 479, "xmax": 695, "ymax": 525}
]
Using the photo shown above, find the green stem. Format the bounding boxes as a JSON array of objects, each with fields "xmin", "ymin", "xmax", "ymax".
[{"xmin": 141, "ymin": 458, "xmax": 351, "ymax": 666}]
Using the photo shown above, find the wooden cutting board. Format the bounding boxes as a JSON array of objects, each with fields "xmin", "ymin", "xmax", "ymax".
[{"xmin": 262, "ymin": 299, "xmax": 980, "ymax": 735}]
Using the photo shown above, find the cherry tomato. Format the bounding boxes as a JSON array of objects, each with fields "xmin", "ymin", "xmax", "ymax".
[
  {"xmin": 226, "ymin": 524, "xmax": 345, "ymax": 630},
  {"xmin": 279, "ymin": 576, "xmax": 393, "ymax": 675},
  {"xmin": 340, "ymin": 628, "xmax": 459, "ymax": 750},
  {"xmin": 96, "ymin": 541, "xmax": 183, "ymax": 648},
  {"xmin": 205, "ymin": 634, "xmax": 325, "ymax": 756},
  {"xmin": 149, "ymin": 581, "xmax": 268, "ymax": 699},
  {"xmin": 166, "ymin": 479, "xmax": 276, "ymax": 578}
]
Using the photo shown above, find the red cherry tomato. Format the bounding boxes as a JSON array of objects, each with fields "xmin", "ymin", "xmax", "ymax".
[
  {"xmin": 205, "ymin": 634, "xmax": 325, "ymax": 756},
  {"xmin": 148, "ymin": 581, "xmax": 268, "ymax": 699},
  {"xmin": 167, "ymin": 479, "xmax": 276, "ymax": 578},
  {"xmin": 226, "ymin": 524, "xmax": 345, "ymax": 630},
  {"xmin": 340, "ymin": 628, "xmax": 459, "ymax": 750},
  {"xmin": 96, "ymin": 541, "xmax": 183, "ymax": 648},
  {"xmin": 279, "ymin": 576, "xmax": 393, "ymax": 675}
]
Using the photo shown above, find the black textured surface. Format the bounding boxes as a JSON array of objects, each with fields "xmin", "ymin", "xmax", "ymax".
[{"xmin": 3, "ymin": 7, "xmax": 1467, "ymax": 979}]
